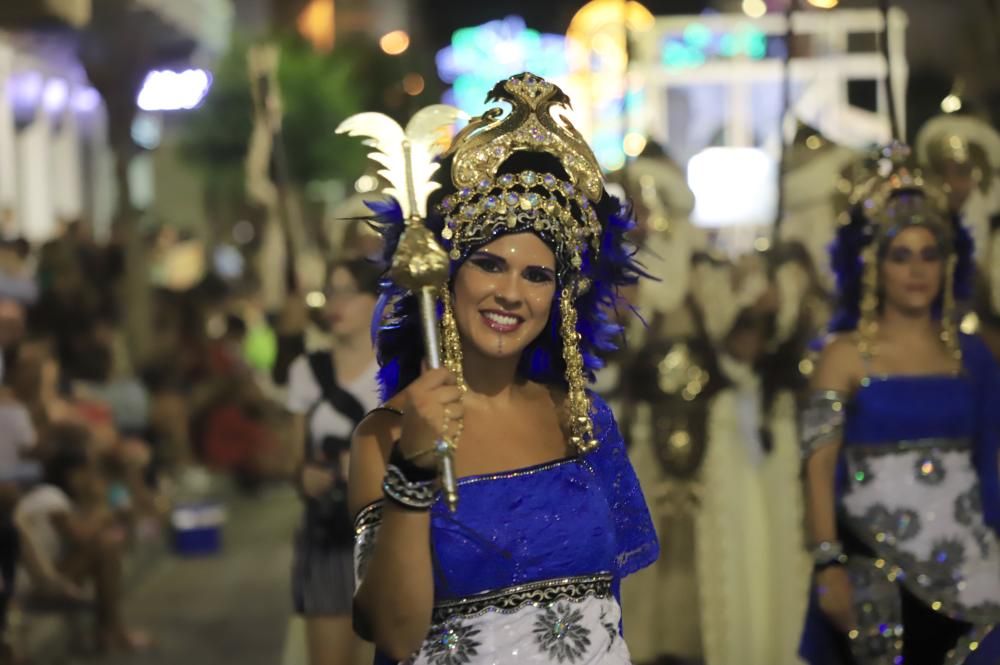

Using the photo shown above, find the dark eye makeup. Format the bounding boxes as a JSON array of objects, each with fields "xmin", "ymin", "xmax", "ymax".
[
  {"xmin": 887, "ymin": 247, "xmax": 912, "ymax": 263},
  {"xmin": 468, "ymin": 253, "xmax": 504, "ymax": 273},
  {"xmin": 920, "ymin": 247, "xmax": 942, "ymax": 262},
  {"xmin": 887, "ymin": 246, "xmax": 942, "ymax": 263},
  {"xmin": 469, "ymin": 251, "xmax": 555, "ymax": 283},
  {"xmin": 523, "ymin": 267, "xmax": 556, "ymax": 284}
]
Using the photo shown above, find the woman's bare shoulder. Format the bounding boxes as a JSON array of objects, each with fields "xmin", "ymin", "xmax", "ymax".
[
  {"xmin": 354, "ymin": 400, "xmax": 405, "ymax": 456},
  {"xmin": 819, "ymin": 332, "xmax": 861, "ymax": 358},
  {"xmin": 349, "ymin": 399, "xmax": 405, "ymax": 518},
  {"xmin": 813, "ymin": 333, "xmax": 864, "ymax": 392}
]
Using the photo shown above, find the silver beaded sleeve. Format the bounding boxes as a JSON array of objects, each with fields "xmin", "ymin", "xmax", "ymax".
[
  {"xmin": 353, "ymin": 501, "xmax": 383, "ymax": 590},
  {"xmin": 800, "ymin": 390, "xmax": 848, "ymax": 460}
]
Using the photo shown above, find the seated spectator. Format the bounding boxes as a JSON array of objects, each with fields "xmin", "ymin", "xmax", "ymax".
[
  {"xmin": 69, "ymin": 319, "xmax": 151, "ymax": 439},
  {"xmin": 193, "ymin": 314, "xmax": 289, "ymax": 486},
  {"xmin": 0, "ymin": 238, "xmax": 37, "ymax": 307},
  {"xmin": 1, "ymin": 343, "xmax": 81, "ymax": 659},
  {"xmin": 51, "ymin": 330, "xmax": 167, "ymax": 534},
  {"xmin": 0, "ymin": 346, "xmax": 40, "ymax": 486},
  {"xmin": 15, "ymin": 425, "xmax": 151, "ymax": 653}
]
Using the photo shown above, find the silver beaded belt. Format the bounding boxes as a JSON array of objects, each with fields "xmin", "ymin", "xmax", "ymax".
[
  {"xmin": 846, "ymin": 436, "xmax": 971, "ymax": 456},
  {"xmin": 432, "ymin": 573, "xmax": 614, "ymax": 624}
]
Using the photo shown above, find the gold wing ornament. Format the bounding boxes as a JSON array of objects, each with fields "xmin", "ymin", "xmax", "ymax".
[
  {"xmin": 336, "ymin": 104, "xmax": 466, "ymax": 510},
  {"xmin": 336, "ymin": 105, "xmax": 466, "ymax": 220}
]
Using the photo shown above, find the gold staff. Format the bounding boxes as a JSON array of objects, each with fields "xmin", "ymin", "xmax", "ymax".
[{"xmin": 337, "ymin": 105, "xmax": 466, "ymax": 511}]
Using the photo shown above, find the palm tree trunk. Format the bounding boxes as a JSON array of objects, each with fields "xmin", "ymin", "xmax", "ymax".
[{"xmin": 110, "ymin": 141, "xmax": 153, "ymax": 367}]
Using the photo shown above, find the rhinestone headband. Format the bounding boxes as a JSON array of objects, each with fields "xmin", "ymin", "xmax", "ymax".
[{"xmin": 437, "ymin": 169, "xmax": 601, "ymax": 273}]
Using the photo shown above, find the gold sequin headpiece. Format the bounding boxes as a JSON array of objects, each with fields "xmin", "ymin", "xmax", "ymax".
[
  {"xmin": 435, "ymin": 73, "xmax": 605, "ymax": 274},
  {"xmin": 849, "ymin": 143, "xmax": 961, "ymax": 366},
  {"xmin": 851, "ymin": 143, "xmax": 951, "ymax": 245},
  {"xmin": 434, "ymin": 73, "xmax": 610, "ymax": 454},
  {"xmin": 916, "ymin": 114, "xmax": 1000, "ymax": 196}
]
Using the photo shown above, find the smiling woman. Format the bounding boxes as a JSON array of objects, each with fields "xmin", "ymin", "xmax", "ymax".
[
  {"xmin": 454, "ymin": 236, "xmax": 557, "ymax": 358},
  {"xmin": 344, "ymin": 73, "xmax": 658, "ymax": 665}
]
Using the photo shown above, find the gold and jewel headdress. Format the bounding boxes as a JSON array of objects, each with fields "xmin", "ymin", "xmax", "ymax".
[
  {"xmin": 916, "ymin": 114, "xmax": 1000, "ymax": 197},
  {"xmin": 436, "ymin": 73, "xmax": 605, "ymax": 276},
  {"xmin": 846, "ymin": 143, "xmax": 961, "ymax": 365},
  {"xmin": 434, "ymin": 73, "xmax": 611, "ymax": 453}
]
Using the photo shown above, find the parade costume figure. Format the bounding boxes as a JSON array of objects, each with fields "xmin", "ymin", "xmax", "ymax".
[
  {"xmin": 611, "ymin": 151, "xmax": 706, "ymax": 662},
  {"xmin": 916, "ymin": 115, "xmax": 1000, "ymax": 272},
  {"xmin": 611, "ymin": 150, "xmax": 813, "ymax": 665},
  {"xmin": 916, "ymin": 115, "xmax": 1000, "ymax": 361},
  {"xmin": 801, "ymin": 145, "xmax": 1000, "ymax": 665},
  {"xmin": 345, "ymin": 73, "xmax": 658, "ymax": 665},
  {"xmin": 779, "ymin": 122, "xmax": 860, "ymax": 293},
  {"xmin": 623, "ymin": 251, "xmax": 813, "ymax": 665}
]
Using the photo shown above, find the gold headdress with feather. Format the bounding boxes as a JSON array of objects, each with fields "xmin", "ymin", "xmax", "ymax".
[
  {"xmin": 436, "ymin": 73, "xmax": 605, "ymax": 279},
  {"xmin": 434, "ymin": 73, "xmax": 609, "ymax": 453},
  {"xmin": 847, "ymin": 143, "xmax": 961, "ymax": 365},
  {"xmin": 336, "ymin": 73, "xmax": 616, "ymax": 507}
]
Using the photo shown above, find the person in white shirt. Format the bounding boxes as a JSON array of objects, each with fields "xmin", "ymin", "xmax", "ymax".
[{"xmin": 287, "ymin": 259, "xmax": 380, "ymax": 665}]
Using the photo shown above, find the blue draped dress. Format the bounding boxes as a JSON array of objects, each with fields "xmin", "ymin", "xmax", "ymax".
[
  {"xmin": 354, "ymin": 394, "xmax": 659, "ymax": 664},
  {"xmin": 801, "ymin": 335, "xmax": 1000, "ymax": 664}
]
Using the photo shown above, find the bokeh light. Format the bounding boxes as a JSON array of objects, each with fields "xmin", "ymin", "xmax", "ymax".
[
  {"xmin": 742, "ymin": 0, "xmax": 767, "ymax": 18},
  {"xmin": 436, "ymin": 16, "xmax": 569, "ymax": 119},
  {"xmin": 137, "ymin": 69, "xmax": 212, "ymax": 111},
  {"xmin": 379, "ymin": 30, "xmax": 410, "ymax": 56},
  {"xmin": 403, "ymin": 73, "xmax": 425, "ymax": 96}
]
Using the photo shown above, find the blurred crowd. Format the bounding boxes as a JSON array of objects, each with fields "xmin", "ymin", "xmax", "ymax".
[
  {"xmin": 0, "ymin": 220, "xmax": 159, "ymax": 659},
  {"xmin": 0, "ymin": 214, "xmax": 341, "ymax": 662}
]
